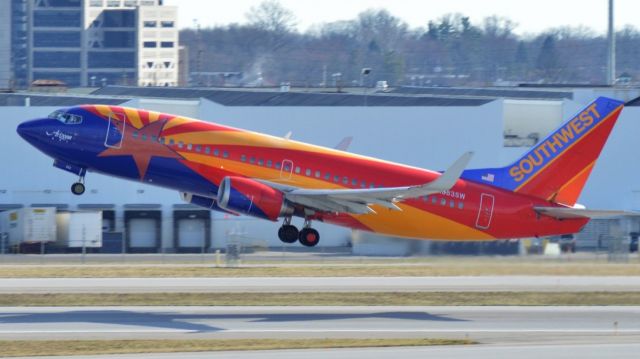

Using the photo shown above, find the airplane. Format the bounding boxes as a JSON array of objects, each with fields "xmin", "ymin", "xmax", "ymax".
[{"xmin": 17, "ymin": 96, "xmax": 627, "ymax": 247}]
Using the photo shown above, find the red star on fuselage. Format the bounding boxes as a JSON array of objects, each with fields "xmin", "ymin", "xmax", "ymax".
[{"xmin": 98, "ymin": 119, "xmax": 183, "ymax": 180}]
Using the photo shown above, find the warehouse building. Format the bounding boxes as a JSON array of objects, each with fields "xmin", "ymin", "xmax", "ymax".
[{"xmin": 1, "ymin": 85, "xmax": 639, "ymax": 254}]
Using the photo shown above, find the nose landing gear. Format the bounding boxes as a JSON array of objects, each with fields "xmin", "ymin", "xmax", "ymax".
[{"xmin": 71, "ymin": 175, "xmax": 85, "ymax": 196}]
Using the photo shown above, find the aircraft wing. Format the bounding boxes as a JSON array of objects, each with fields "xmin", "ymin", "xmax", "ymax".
[
  {"xmin": 534, "ymin": 207, "xmax": 634, "ymax": 219},
  {"xmin": 257, "ymin": 152, "xmax": 473, "ymax": 215}
]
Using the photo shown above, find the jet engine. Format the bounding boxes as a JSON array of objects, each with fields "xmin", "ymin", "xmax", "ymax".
[{"xmin": 217, "ymin": 176, "xmax": 293, "ymax": 221}]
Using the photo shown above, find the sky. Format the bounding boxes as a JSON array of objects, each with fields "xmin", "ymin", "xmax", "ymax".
[{"xmin": 163, "ymin": 0, "xmax": 638, "ymax": 35}]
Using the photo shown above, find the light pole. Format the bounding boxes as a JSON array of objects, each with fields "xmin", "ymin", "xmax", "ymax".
[{"xmin": 361, "ymin": 68, "xmax": 371, "ymax": 106}]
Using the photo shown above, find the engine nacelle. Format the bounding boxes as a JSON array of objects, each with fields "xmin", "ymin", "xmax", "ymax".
[
  {"xmin": 180, "ymin": 192, "xmax": 238, "ymax": 215},
  {"xmin": 217, "ymin": 176, "xmax": 293, "ymax": 221}
]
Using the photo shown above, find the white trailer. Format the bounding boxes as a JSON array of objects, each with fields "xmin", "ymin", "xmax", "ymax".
[
  {"xmin": 56, "ymin": 212, "xmax": 102, "ymax": 248},
  {"xmin": 0, "ymin": 207, "xmax": 57, "ymax": 245}
]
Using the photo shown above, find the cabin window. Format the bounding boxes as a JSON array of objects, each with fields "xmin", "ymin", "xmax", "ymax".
[
  {"xmin": 275, "ymin": 162, "xmax": 281, "ymax": 170},
  {"xmin": 204, "ymin": 147, "xmax": 210, "ymax": 154},
  {"xmin": 223, "ymin": 150, "xmax": 229, "ymax": 158},
  {"xmin": 361, "ymin": 181, "xmax": 366, "ymax": 188},
  {"xmin": 151, "ymin": 135, "xmax": 157, "ymax": 142},
  {"xmin": 440, "ymin": 198, "xmax": 446, "ymax": 206},
  {"xmin": 213, "ymin": 149, "xmax": 219, "ymax": 156},
  {"xmin": 132, "ymin": 131, "xmax": 138, "ymax": 139},
  {"xmin": 266, "ymin": 160, "xmax": 272, "ymax": 168},
  {"xmin": 240, "ymin": 155, "xmax": 246, "ymax": 162},
  {"xmin": 187, "ymin": 143, "xmax": 192, "ymax": 150},
  {"xmin": 458, "ymin": 202, "xmax": 464, "ymax": 210},
  {"xmin": 250, "ymin": 157, "xmax": 256, "ymax": 164},
  {"xmin": 432, "ymin": 196, "xmax": 437, "ymax": 204},
  {"xmin": 450, "ymin": 200, "xmax": 455, "ymax": 208},
  {"xmin": 334, "ymin": 175, "xmax": 340, "ymax": 182},
  {"xmin": 178, "ymin": 141, "xmax": 184, "ymax": 149},
  {"xmin": 195, "ymin": 145, "xmax": 201, "ymax": 152},
  {"xmin": 295, "ymin": 166, "xmax": 301, "ymax": 174},
  {"xmin": 305, "ymin": 169, "xmax": 312, "ymax": 176},
  {"xmin": 159, "ymin": 137, "xmax": 165, "ymax": 144},
  {"xmin": 169, "ymin": 138, "xmax": 174, "ymax": 145},
  {"xmin": 351, "ymin": 179, "xmax": 358, "ymax": 186},
  {"xmin": 369, "ymin": 183, "xmax": 375, "ymax": 188},
  {"xmin": 342, "ymin": 177, "xmax": 348, "ymax": 185},
  {"xmin": 141, "ymin": 134, "xmax": 147, "ymax": 141},
  {"xmin": 315, "ymin": 170, "xmax": 321, "ymax": 178},
  {"xmin": 325, "ymin": 173, "xmax": 331, "ymax": 180}
]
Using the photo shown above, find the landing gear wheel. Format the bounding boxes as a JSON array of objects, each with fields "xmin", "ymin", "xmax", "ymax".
[
  {"xmin": 71, "ymin": 182, "xmax": 85, "ymax": 195},
  {"xmin": 278, "ymin": 225, "xmax": 299, "ymax": 243},
  {"xmin": 299, "ymin": 227, "xmax": 320, "ymax": 247}
]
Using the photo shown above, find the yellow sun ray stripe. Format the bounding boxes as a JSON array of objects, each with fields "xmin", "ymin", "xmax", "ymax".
[
  {"xmin": 124, "ymin": 108, "xmax": 143, "ymax": 129},
  {"xmin": 94, "ymin": 105, "xmax": 113, "ymax": 118},
  {"xmin": 148, "ymin": 111, "xmax": 160, "ymax": 123},
  {"xmin": 163, "ymin": 117, "xmax": 194, "ymax": 130}
]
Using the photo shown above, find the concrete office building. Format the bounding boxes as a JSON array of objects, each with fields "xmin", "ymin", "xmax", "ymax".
[
  {"xmin": 1, "ymin": 86, "xmax": 639, "ymax": 254},
  {"xmin": 8, "ymin": 0, "xmax": 178, "ymax": 88}
]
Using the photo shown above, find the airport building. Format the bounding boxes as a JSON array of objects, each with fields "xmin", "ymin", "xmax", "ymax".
[
  {"xmin": 1, "ymin": 85, "xmax": 640, "ymax": 254},
  {"xmin": 0, "ymin": 0, "xmax": 178, "ymax": 89}
]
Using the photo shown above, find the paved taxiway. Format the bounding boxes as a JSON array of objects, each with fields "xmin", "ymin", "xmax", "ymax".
[
  {"xmin": 2, "ymin": 276, "xmax": 640, "ymax": 293},
  {"xmin": 1, "ymin": 306, "xmax": 639, "ymax": 342}
]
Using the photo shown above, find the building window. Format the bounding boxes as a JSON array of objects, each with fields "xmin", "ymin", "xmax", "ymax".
[
  {"xmin": 88, "ymin": 51, "xmax": 135, "ymax": 68},
  {"xmin": 33, "ymin": 51, "xmax": 81, "ymax": 68},
  {"xmin": 161, "ymin": 21, "xmax": 175, "ymax": 28},
  {"xmin": 102, "ymin": 9, "xmax": 136, "ymax": 27},
  {"xmin": 143, "ymin": 41, "xmax": 157, "ymax": 48},
  {"xmin": 143, "ymin": 21, "xmax": 157, "ymax": 28},
  {"xmin": 106, "ymin": 0, "xmax": 120, "ymax": 7},
  {"xmin": 90, "ymin": 0, "xmax": 104, "ymax": 6},
  {"xmin": 160, "ymin": 41, "xmax": 174, "ymax": 48},
  {"xmin": 34, "ymin": 31, "xmax": 81, "ymax": 48},
  {"xmin": 34, "ymin": 10, "xmax": 82, "ymax": 27},
  {"xmin": 103, "ymin": 31, "xmax": 135, "ymax": 48}
]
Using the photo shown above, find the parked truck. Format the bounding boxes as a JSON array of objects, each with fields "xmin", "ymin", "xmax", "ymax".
[
  {"xmin": 56, "ymin": 211, "xmax": 102, "ymax": 249},
  {"xmin": 0, "ymin": 207, "xmax": 57, "ymax": 245}
]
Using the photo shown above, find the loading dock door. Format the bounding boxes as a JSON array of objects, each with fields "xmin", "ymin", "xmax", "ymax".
[
  {"xmin": 128, "ymin": 218, "xmax": 157, "ymax": 248},
  {"xmin": 177, "ymin": 219, "xmax": 206, "ymax": 248}
]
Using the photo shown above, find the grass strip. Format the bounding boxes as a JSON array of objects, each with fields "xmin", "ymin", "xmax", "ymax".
[
  {"xmin": 2, "ymin": 262, "xmax": 640, "ymax": 277},
  {"xmin": 1, "ymin": 291, "xmax": 639, "ymax": 306},
  {"xmin": 0, "ymin": 338, "xmax": 475, "ymax": 357}
]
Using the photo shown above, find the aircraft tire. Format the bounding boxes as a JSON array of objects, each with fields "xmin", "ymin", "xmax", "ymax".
[
  {"xmin": 299, "ymin": 228, "xmax": 320, "ymax": 247},
  {"xmin": 71, "ymin": 182, "xmax": 85, "ymax": 195},
  {"xmin": 278, "ymin": 225, "xmax": 299, "ymax": 243}
]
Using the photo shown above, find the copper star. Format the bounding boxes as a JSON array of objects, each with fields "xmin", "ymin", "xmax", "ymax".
[{"xmin": 98, "ymin": 119, "xmax": 183, "ymax": 180}]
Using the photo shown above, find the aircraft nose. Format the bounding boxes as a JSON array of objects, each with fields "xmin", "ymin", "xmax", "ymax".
[{"xmin": 17, "ymin": 118, "xmax": 51, "ymax": 146}]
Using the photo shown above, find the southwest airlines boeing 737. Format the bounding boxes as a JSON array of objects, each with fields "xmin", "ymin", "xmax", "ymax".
[{"xmin": 17, "ymin": 97, "xmax": 626, "ymax": 246}]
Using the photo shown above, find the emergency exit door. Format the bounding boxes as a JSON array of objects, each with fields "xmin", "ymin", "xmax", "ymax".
[{"xmin": 475, "ymin": 193, "xmax": 495, "ymax": 230}]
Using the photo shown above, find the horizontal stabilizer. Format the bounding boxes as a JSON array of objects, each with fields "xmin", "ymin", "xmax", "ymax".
[{"xmin": 534, "ymin": 206, "xmax": 634, "ymax": 219}]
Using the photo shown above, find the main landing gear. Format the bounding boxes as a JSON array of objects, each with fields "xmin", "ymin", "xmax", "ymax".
[
  {"xmin": 71, "ymin": 174, "xmax": 85, "ymax": 196},
  {"xmin": 278, "ymin": 217, "xmax": 320, "ymax": 247}
]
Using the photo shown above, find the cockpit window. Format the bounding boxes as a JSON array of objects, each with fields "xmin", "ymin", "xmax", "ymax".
[{"xmin": 48, "ymin": 110, "xmax": 83, "ymax": 124}]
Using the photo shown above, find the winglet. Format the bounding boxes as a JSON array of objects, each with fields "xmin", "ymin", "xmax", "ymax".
[
  {"xmin": 334, "ymin": 136, "xmax": 353, "ymax": 151},
  {"xmin": 426, "ymin": 151, "xmax": 474, "ymax": 192}
]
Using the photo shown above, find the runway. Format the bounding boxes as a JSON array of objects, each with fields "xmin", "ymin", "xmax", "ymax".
[
  {"xmin": 12, "ymin": 343, "xmax": 640, "ymax": 359},
  {"xmin": 1, "ymin": 306, "xmax": 639, "ymax": 343},
  {"xmin": 2, "ymin": 276, "xmax": 640, "ymax": 293}
]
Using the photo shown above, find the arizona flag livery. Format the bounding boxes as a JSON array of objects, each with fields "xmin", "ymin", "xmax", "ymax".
[{"xmin": 17, "ymin": 97, "xmax": 626, "ymax": 246}]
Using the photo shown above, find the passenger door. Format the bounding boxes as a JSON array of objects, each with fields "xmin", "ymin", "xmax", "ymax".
[{"xmin": 105, "ymin": 112, "xmax": 126, "ymax": 148}]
